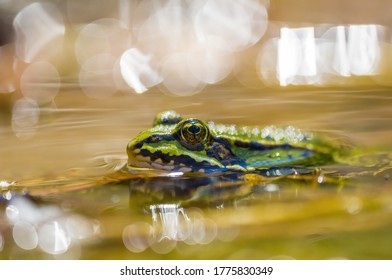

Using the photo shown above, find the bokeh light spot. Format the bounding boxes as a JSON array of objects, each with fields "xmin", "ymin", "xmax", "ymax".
[
  {"xmin": 120, "ymin": 48, "xmax": 162, "ymax": 93},
  {"xmin": 122, "ymin": 222, "xmax": 153, "ymax": 253},
  {"xmin": 12, "ymin": 221, "xmax": 38, "ymax": 250},
  {"xmin": 187, "ymin": 46, "xmax": 234, "ymax": 84},
  {"xmin": 66, "ymin": 215, "xmax": 96, "ymax": 240},
  {"xmin": 0, "ymin": 233, "xmax": 4, "ymax": 252},
  {"xmin": 194, "ymin": 0, "xmax": 268, "ymax": 52},
  {"xmin": 75, "ymin": 18, "xmax": 131, "ymax": 65},
  {"xmin": 0, "ymin": 45, "xmax": 17, "ymax": 93},
  {"xmin": 38, "ymin": 221, "xmax": 71, "ymax": 255},
  {"xmin": 344, "ymin": 197, "xmax": 363, "ymax": 215},
  {"xmin": 20, "ymin": 61, "xmax": 60, "ymax": 104},
  {"xmin": 134, "ymin": 2, "xmax": 190, "ymax": 54},
  {"xmin": 161, "ymin": 53, "xmax": 206, "ymax": 96},
  {"xmin": 150, "ymin": 238, "xmax": 177, "ymax": 254},
  {"xmin": 79, "ymin": 53, "xmax": 118, "ymax": 99},
  {"xmin": 13, "ymin": 2, "xmax": 65, "ymax": 63},
  {"xmin": 11, "ymin": 98, "xmax": 40, "ymax": 138}
]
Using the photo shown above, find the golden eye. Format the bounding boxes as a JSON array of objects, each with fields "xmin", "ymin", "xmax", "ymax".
[{"xmin": 176, "ymin": 119, "xmax": 210, "ymax": 149}]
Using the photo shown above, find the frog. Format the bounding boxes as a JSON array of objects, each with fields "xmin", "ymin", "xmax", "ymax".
[
  {"xmin": 5, "ymin": 110, "xmax": 389, "ymax": 208},
  {"xmin": 127, "ymin": 110, "xmax": 351, "ymax": 175},
  {"xmin": 7, "ymin": 110, "xmax": 361, "ymax": 201}
]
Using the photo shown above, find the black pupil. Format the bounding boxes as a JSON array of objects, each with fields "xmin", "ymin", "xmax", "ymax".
[{"xmin": 188, "ymin": 124, "xmax": 201, "ymax": 134}]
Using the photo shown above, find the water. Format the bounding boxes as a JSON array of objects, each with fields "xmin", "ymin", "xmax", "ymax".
[
  {"xmin": 1, "ymin": 0, "xmax": 392, "ymax": 261},
  {"xmin": 1, "ymin": 85, "xmax": 391, "ymax": 259}
]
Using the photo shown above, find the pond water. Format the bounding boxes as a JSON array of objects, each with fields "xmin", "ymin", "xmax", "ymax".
[
  {"xmin": 1, "ymin": 0, "xmax": 392, "ymax": 260},
  {"xmin": 1, "ymin": 85, "xmax": 391, "ymax": 259}
]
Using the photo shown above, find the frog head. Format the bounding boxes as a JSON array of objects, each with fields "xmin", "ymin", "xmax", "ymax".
[{"xmin": 127, "ymin": 111, "xmax": 241, "ymax": 173}]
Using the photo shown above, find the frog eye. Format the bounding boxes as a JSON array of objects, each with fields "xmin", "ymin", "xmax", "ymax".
[{"xmin": 177, "ymin": 119, "xmax": 210, "ymax": 149}]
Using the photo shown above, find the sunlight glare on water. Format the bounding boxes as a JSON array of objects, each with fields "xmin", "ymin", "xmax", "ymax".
[
  {"xmin": 259, "ymin": 24, "xmax": 385, "ymax": 86},
  {"xmin": 122, "ymin": 205, "xmax": 226, "ymax": 254},
  {"xmin": 6, "ymin": 0, "xmax": 392, "ymax": 103},
  {"xmin": 3, "ymin": 195, "xmax": 103, "ymax": 258},
  {"xmin": 277, "ymin": 27, "xmax": 317, "ymax": 86},
  {"xmin": 106, "ymin": 0, "xmax": 268, "ymax": 95}
]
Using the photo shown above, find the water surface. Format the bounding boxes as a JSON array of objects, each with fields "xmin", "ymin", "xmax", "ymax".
[{"xmin": 1, "ymin": 85, "xmax": 391, "ymax": 259}]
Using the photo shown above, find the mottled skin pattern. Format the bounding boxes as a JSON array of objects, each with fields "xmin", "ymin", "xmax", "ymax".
[{"xmin": 127, "ymin": 111, "xmax": 344, "ymax": 173}]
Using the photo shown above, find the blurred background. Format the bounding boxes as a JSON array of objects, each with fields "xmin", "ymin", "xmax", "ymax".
[
  {"xmin": 1, "ymin": 0, "xmax": 391, "ymax": 178},
  {"xmin": 0, "ymin": 0, "xmax": 392, "ymax": 260}
]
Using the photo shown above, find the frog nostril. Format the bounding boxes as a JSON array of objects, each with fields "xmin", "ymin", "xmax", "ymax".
[{"xmin": 150, "ymin": 135, "xmax": 159, "ymax": 143}]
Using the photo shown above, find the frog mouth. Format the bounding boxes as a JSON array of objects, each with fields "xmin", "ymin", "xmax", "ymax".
[
  {"xmin": 127, "ymin": 147, "xmax": 203, "ymax": 173},
  {"xmin": 127, "ymin": 148, "xmax": 176, "ymax": 171}
]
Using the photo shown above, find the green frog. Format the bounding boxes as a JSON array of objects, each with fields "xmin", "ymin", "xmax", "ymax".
[
  {"xmin": 7, "ymin": 110, "xmax": 388, "ymax": 204},
  {"xmin": 127, "ymin": 111, "xmax": 350, "ymax": 174}
]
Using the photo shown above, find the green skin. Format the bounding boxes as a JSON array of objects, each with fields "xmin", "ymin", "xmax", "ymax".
[{"xmin": 127, "ymin": 111, "xmax": 347, "ymax": 174}]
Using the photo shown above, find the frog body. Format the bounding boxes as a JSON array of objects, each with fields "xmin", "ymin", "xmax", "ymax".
[{"xmin": 127, "ymin": 111, "xmax": 347, "ymax": 174}]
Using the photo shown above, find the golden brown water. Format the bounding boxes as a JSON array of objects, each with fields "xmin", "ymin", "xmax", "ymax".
[
  {"xmin": 1, "ymin": 0, "xmax": 392, "ymax": 260},
  {"xmin": 1, "ymin": 85, "xmax": 392, "ymax": 260}
]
